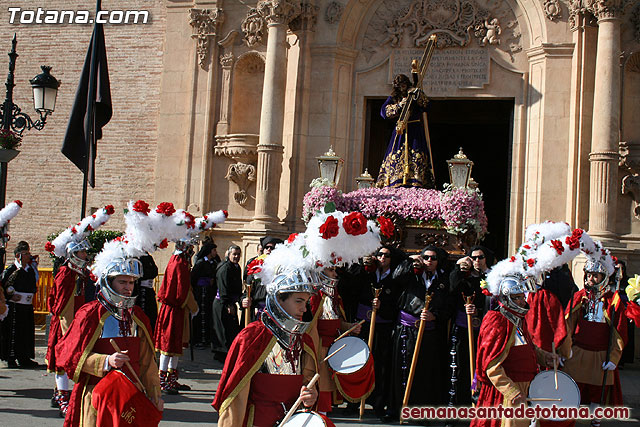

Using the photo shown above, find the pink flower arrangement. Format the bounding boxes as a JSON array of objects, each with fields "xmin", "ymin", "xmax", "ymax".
[{"xmin": 302, "ymin": 184, "xmax": 488, "ymax": 238}]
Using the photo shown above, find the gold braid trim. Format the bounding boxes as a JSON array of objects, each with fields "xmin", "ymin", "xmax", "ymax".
[
  {"xmin": 333, "ymin": 374, "xmax": 375, "ymax": 403},
  {"xmin": 73, "ymin": 311, "xmax": 110, "ymax": 383},
  {"xmin": 133, "ymin": 313, "xmax": 154, "ymax": 350},
  {"xmin": 218, "ymin": 336, "xmax": 277, "ymax": 414},
  {"xmin": 247, "ymin": 404, "xmax": 255, "ymax": 427}
]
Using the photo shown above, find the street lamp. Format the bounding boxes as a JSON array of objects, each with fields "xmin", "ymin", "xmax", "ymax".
[
  {"xmin": 446, "ymin": 147, "xmax": 474, "ymax": 188},
  {"xmin": 0, "ymin": 34, "xmax": 59, "ymax": 207},
  {"xmin": 316, "ymin": 145, "xmax": 344, "ymax": 187},
  {"xmin": 355, "ymin": 168, "xmax": 375, "ymax": 189}
]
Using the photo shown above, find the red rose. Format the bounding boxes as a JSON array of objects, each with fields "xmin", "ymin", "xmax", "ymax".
[
  {"xmin": 523, "ymin": 244, "xmax": 531, "ymax": 249},
  {"xmin": 91, "ymin": 214, "xmax": 96, "ymax": 219},
  {"xmin": 104, "ymin": 205, "xmax": 115, "ymax": 215},
  {"xmin": 287, "ymin": 233, "xmax": 298, "ymax": 244},
  {"xmin": 223, "ymin": 210, "xmax": 229, "ymax": 218},
  {"xmin": 343, "ymin": 212, "xmax": 368, "ymax": 236},
  {"xmin": 71, "ymin": 227, "xmax": 77, "ymax": 234},
  {"xmin": 319, "ymin": 215, "xmax": 339, "ymax": 240},
  {"xmin": 481, "ymin": 288, "xmax": 492, "ymax": 296},
  {"xmin": 156, "ymin": 202, "xmax": 176, "ymax": 216},
  {"xmin": 377, "ymin": 216, "xmax": 395, "ymax": 238},
  {"xmin": 612, "ymin": 255, "xmax": 619, "ymax": 264},
  {"xmin": 13, "ymin": 200, "xmax": 22, "ymax": 207},
  {"xmin": 44, "ymin": 241, "xmax": 55, "ymax": 252},
  {"xmin": 247, "ymin": 258, "xmax": 264, "ymax": 275},
  {"xmin": 315, "ymin": 261, "xmax": 324, "ymax": 267},
  {"xmin": 86, "ymin": 224, "xmax": 94, "ymax": 232},
  {"xmin": 158, "ymin": 238, "xmax": 168, "ymax": 249},
  {"xmin": 509, "ymin": 256, "xmax": 516, "ymax": 262},
  {"xmin": 133, "ymin": 200, "xmax": 150, "ymax": 215},
  {"xmin": 184, "ymin": 212, "xmax": 196, "ymax": 228},
  {"xmin": 565, "ymin": 236, "xmax": 580, "ymax": 250},
  {"xmin": 526, "ymin": 258, "xmax": 536, "ymax": 267},
  {"xmin": 572, "ymin": 228, "xmax": 584, "ymax": 239},
  {"xmin": 89, "ymin": 273, "xmax": 98, "ymax": 282},
  {"xmin": 550, "ymin": 239, "xmax": 564, "ymax": 255}
]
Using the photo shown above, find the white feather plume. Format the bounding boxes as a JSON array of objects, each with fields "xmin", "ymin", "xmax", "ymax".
[
  {"xmin": 49, "ymin": 205, "xmax": 114, "ymax": 257},
  {"xmin": 0, "ymin": 201, "xmax": 21, "ymax": 229}
]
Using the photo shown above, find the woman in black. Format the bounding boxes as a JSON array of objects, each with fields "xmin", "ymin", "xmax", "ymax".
[{"xmin": 211, "ymin": 245, "xmax": 242, "ymax": 362}]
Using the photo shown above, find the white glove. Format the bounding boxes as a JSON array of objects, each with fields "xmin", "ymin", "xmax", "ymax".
[
  {"xmin": 191, "ymin": 307, "xmax": 200, "ymax": 319},
  {"xmin": 558, "ymin": 357, "xmax": 565, "ymax": 367},
  {"xmin": 602, "ymin": 361, "xmax": 616, "ymax": 371}
]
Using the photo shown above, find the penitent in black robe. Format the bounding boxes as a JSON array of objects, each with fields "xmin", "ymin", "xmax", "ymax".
[
  {"xmin": 1, "ymin": 264, "xmax": 37, "ymax": 362},
  {"xmin": 212, "ymin": 260, "xmax": 242, "ymax": 358}
]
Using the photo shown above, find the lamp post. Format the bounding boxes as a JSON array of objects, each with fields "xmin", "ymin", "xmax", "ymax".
[
  {"xmin": 355, "ymin": 168, "xmax": 375, "ymax": 189},
  {"xmin": 0, "ymin": 34, "xmax": 59, "ymax": 208},
  {"xmin": 446, "ymin": 147, "xmax": 474, "ymax": 189},
  {"xmin": 316, "ymin": 145, "xmax": 344, "ymax": 187}
]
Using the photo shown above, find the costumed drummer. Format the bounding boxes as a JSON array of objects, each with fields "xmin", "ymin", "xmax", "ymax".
[
  {"xmin": 470, "ymin": 230, "xmax": 580, "ymax": 427},
  {"xmin": 211, "ymin": 241, "xmax": 321, "ymax": 426},
  {"xmin": 55, "ymin": 253, "xmax": 163, "ymax": 427},
  {"xmin": 44, "ymin": 205, "xmax": 114, "ymax": 417},
  {"xmin": 562, "ymin": 234, "xmax": 627, "ymax": 427}
]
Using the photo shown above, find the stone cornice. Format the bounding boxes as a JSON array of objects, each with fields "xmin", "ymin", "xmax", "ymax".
[{"xmin": 257, "ymin": 0, "xmax": 301, "ymax": 26}]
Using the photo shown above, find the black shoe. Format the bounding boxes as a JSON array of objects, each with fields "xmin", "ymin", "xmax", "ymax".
[
  {"xmin": 18, "ymin": 359, "xmax": 39, "ymax": 369},
  {"xmin": 51, "ymin": 390, "xmax": 60, "ymax": 408},
  {"xmin": 6, "ymin": 359, "xmax": 18, "ymax": 369}
]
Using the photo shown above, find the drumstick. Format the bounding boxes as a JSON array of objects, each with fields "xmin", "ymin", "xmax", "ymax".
[
  {"xmin": 552, "ymin": 342, "xmax": 558, "ymax": 390},
  {"xmin": 323, "ymin": 344, "xmax": 346, "ymax": 363},
  {"xmin": 527, "ymin": 398, "xmax": 562, "ymax": 402},
  {"xmin": 334, "ymin": 319, "xmax": 365, "ymax": 342},
  {"xmin": 110, "ymin": 339, "xmax": 147, "ymax": 395},
  {"xmin": 280, "ymin": 373, "xmax": 321, "ymax": 425},
  {"xmin": 360, "ymin": 287, "xmax": 382, "ymax": 419}
]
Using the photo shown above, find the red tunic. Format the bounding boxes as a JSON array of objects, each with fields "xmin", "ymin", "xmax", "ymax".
[
  {"xmin": 55, "ymin": 301, "xmax": 154, "ymax": 427},
  {"xmin": 526, "ymin": 289, "xmax": 567, "ymax": 352},
  {"xmin": 154, "ymin": 255, "xmax": 190, "ymax": 355},
  {"xmin": 212, "ymin": 321, "xmax": 317, "ymax": 426},
  {"xmin": 45, "ymin": 265, "xmax": 86, "ymax": 372},
  {"xmin": 471, "ymin": 311, "xmax": 538, "ymax": 427}
]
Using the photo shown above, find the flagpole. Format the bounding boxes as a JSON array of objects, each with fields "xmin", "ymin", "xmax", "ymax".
[{"xmin": 81, "ymin": 0, "xmax": 101, "ymax": 219}]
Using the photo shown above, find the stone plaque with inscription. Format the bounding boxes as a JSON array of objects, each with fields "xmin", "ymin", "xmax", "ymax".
[{"xmin": 390, "ymin": 48, "xmax": 490, "ymax": 94}]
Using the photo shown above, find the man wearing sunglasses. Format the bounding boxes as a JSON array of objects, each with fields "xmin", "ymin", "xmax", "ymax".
[
  {"xmin": 241, "ymin": 237, "xmax": 283, "ymax": 325},
  {"xmin": 447, "ymin": 245, "xmax": 494, "ymax": 405}
]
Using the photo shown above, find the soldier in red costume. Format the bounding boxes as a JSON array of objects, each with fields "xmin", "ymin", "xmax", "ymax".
[
  {"xmin": 154, "ymin": 239, "xmax": 199, "ymax": 394},
  {"xmin": 212, "ymin": 250, "xmax": 320, "ymax": 426},
  {"xmin": 55, "ymin": 254, "xmax": 163, "ymax": 427},
  {"xmin": 563, "ymin": 245, "xmax": 627, "ymax": 427}
]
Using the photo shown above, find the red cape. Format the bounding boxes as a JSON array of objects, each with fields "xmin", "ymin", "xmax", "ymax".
[
  {"xmin": 55, "ymin": 301, "xmax": 154, "ymax": 427},
  {"xmin": 211, "ymin": 320, "xmax": 317, "ymax": 415},
  {"xmin": 156, "ymin": 254, "xmax": 191, "ymax": 307},
  {"xmin": 526, "ymin": 289, "xmax": 567, "ymax": 352},
  {"xmin": 475, "ymin": 310, "xmax": 514, "ymax": 386}
]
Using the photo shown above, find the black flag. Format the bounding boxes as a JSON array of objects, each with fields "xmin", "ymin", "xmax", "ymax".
[{"xmin": 61, "ymin": 4, "xmax": 111, "ymax": 189}]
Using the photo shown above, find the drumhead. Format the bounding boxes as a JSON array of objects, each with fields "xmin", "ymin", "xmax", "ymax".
[
  {"xmin": 327, "ymin": 336, "xmax": 370, "ymax": 374},
  {"xmin": 283, "ymin": 411, "xmax": 328, "ymax": 426},
  {"xmin": 528, "ymin": 370, "xmax": 580, "ymax": 420}
]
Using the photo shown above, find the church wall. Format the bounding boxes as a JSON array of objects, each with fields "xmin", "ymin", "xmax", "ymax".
[{"xmin": 0, "ymin": 0, "xmax": 166, "ymax": 266}]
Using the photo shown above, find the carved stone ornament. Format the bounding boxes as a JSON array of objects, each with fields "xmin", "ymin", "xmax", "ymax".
[
  {"xmin": 257, "ymin": 0, "xmax": 302, "ymax": 26},
  {"xmin": 584, "ymin": 0, "xmax": 629, "ymax": 21},
  {"xmin": 325, "ymin": 1, "xmax": 344, "ymax": 24},
  {"xmin": 241, "ymin": 8, "xmax": 266, "ymax": 47},
  {"xmin": 619, "ymin": 141, "xmax": 640, "ymax": 220},
  {"xmin": 544, "ymin": 0, "xmax": 562, "ymax": 21},
  {"xmin": 290, "ymin": 2, "xmax": 319, "ymax": 32},
  {"xmin": 633, "ymin": 4, "xmax": 640, "ymax": 43},
  {"xmin": 362, "ymin": 0, "xmax": 522, "ymax": 61},
  {"xmin": 189, "ymin": 8, "xmax": 223, "ymax": 67},
  {"xmin": 219, "ymin": 52, "xmax": 234, "ymax": 68},
  {"xmin": 226, "ymin": 163, "xmax": 257, "ymax": 206}
]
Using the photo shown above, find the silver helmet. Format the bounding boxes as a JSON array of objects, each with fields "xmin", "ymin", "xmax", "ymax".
[
  {"xmin": 318, "ymin": 268, "xmax": 339, "ymax": 295},
  {"xmin": 262, "ymin": 268, "xmax": 319, "ymax": 349},
  {"xmin": 97, "ymin": 257, "xmax": 143, "ymax": 320},
  {"xmin": 66, "ymin": 240, "xmax": 91, "ymax": 273},
  {"xmin": 583, "ymin": 259, "xmax": 610, "ymax": 299},
  {"xmin": 175, "ymin": 237, "xmax": 198, "ymax": 254},
  {"xmin": 498, "ymin": 274, "xmax": 536, "ymax": 319}
]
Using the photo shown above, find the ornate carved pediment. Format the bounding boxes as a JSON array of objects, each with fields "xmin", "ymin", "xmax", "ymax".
[
  {"xmin": 189, "ymin": 8, "xmax": 223, "ymax": 68},
  {"xmin": 362, "ymin": 0, "xmax": 522, "ymax": 61},
  {"xmin": 241, "ymin": 8, "xmax": 266, "ymax": 47}
]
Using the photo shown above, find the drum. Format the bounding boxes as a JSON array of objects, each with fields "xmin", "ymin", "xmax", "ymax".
[
  {"xmin": 326, "ymin": 336, "xmax": 375, "ymax": 401},
  {"xmin": 281, "ymin": 411, "xmax": 335, "ymax": 427},
  {"xmin": 528, "ymin": 370, "xmax": 580, "ymax": 421},
  {"xmin": 327, "ymin": 336, "xmax": 369, "ymax": 374}
]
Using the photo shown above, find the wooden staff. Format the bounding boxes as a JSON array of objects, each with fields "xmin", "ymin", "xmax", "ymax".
[
  {"xmin": 359, "ymin": 287, "xmax": 383, "ymax": 419},
  {"xmin": 400, "ymin": 293, "xmax": 432, "ymax": 424},
  {"xmin": 464, "ymin": 294, "xmax": 476, "ymax": 388},
  {"xmin": 334, "ymin": 319, "xmax": 365, "ymax": 342},
  {"xmin": 600, "ymin": 267, "xmax": 623, "ymax": 405},
  {"xmin": 280, "ymin": 344, "xmax": 346, "ymax": 425},
  {"xmin": 110, "ymin": 339, "xmax": 147, "ymax": 395},
  {"xmin": 552, "ymin": 342, "xmax": 558, "ymax": 390},
  {"xmin": 244, "ymin": 284, "xmax": 252, "ymax": 327}
]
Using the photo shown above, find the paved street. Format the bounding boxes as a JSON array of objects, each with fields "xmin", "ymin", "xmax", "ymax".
[{"xmin": 0, "ymin": 330, "xmax": 637, "ymax": 426}]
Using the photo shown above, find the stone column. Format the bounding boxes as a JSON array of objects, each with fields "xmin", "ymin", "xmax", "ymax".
[
  {"xmin": 250, "ymin": 0, "xmax": 301, "ymax": 225},
  {"xmin": 586, "ymin": 0, "xmax": 625, "ymax": 241}
]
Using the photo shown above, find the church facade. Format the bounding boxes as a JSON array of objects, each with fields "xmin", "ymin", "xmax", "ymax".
[{"xmin": 2, "ymin": 0, "xmax": 640, "ymax": 272}]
